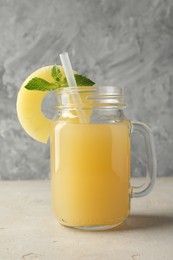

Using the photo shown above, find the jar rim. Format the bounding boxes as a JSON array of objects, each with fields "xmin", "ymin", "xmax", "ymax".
[
  {"xmin": 55, "ymin": 86, "xmax": 124, "ymax": 95},
  {"xmin": 54, "ymin": 86, "xmax": 126, "ymax": 109}
]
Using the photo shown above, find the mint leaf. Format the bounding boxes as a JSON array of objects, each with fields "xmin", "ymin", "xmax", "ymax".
[
  {"xmin": 51, "ymin": 65, "xmax": 62, "ymax": 82},
  {"xmin": 74, "ymin": 74, "xmax": 95, "ymax": 86},
  {"xmin": 24, "ymin": 77, "xmax": 59, "ymax": 91}
]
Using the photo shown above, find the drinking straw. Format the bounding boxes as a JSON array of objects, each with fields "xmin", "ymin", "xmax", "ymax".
[{"xmin": 59, "ymin": 52, "xmax": 88, "ymax": 123}]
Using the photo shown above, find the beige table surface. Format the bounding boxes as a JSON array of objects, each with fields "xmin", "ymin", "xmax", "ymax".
[{"xmin": 0, "ymin": 178, "xmax": 173, "ymax": 260}]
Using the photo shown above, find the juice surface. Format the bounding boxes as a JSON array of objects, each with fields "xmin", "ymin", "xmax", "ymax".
[{"xmin": 51, "ymin": 121, "xmax": 130, "ymax": 227}]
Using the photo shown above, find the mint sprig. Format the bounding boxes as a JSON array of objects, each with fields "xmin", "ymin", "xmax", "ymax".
[{"xmin": 24, "ymin": 65, "xmax": 95, "ymax": 91}]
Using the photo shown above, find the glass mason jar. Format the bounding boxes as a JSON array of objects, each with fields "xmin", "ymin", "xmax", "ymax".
[{"xmin": 50, "ymin": 86, "xmax": 157, "ymax": 231}]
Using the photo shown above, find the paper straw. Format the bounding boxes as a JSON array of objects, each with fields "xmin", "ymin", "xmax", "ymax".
[{"xmin": 59, "ymin": 52, "xmax": 88, "ymax": 123}]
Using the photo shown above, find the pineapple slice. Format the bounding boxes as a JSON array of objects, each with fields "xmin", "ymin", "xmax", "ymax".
[{"xmin": 16, "ymin": 65, "xmax": 64, "ymax": 144}]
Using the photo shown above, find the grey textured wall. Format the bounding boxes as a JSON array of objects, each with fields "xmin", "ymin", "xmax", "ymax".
[{"xmin": 0, "ymin": 0, "xmax": 173, "ymax": 179}]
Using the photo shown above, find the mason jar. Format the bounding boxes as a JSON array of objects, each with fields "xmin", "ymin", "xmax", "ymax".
[{"xmin": 50, "ymin": 86, "xmax": 157, "ymax": 231}]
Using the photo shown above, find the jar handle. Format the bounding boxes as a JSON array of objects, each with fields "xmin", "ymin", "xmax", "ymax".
[{"xmin": 131, "ymin": 121, "xmax": 157, "ymax": 198}]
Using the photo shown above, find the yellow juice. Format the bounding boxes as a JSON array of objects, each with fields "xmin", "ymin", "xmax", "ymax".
[{"xmin": 51, "ymin": 121, "xmax": 130, "ymax": 227}]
